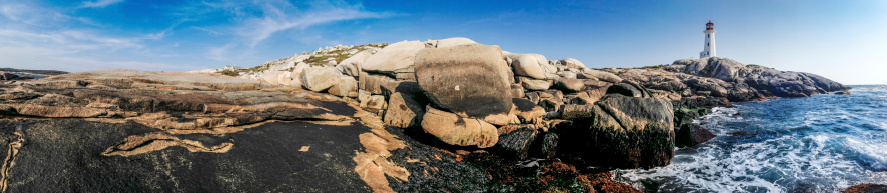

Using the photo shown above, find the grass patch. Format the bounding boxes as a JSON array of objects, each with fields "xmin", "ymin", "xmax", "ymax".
[{"xmin": 220, "ymin": 69, "xmax": 239, "ymax": 76}]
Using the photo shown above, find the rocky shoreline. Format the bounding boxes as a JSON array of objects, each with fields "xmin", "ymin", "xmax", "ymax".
[{"xmin": 0, "ymin": 37, "xmax": 874, "ymax": 192}]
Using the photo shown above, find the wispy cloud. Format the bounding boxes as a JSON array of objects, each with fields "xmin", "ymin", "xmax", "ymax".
[
  {"xmin": 80, "ymin": 0, "xmax": 125, "ymax": 8},
  {"xmin": 198, "ymin": 0, "xmax": 397, "ymax": 47}
]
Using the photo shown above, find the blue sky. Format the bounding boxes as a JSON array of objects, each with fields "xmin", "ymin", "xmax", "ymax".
[{"xmin": 1, "ymin": 0, "xmax": 885, "ymax": 84}]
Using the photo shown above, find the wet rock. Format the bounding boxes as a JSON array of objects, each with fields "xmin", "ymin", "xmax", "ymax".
[
  {"xmin": 531, "ymin": 132, "xmax": 559, "ymax": 159},
  {"xmin": 495, "ymin": 127, "xmax": 537, "ymax": 160},
  {"xmin": 675, "ymin": 123, "xmax": 716, "ymax": 148},
  {"xmin": 415, "ymin": 44, "xmax": 513, "ymax": 118},
  {"xmin": 843, "ymin": 183, "xmax": 887, "ymax": 193},
  {"xmin": 557, "ymin": 95, "xmax": 675, "ymax": 169},
  {"xmin": 420, "ymin": 105, "xmax": 498, "ymax": 148},
  {"xmin": 0, "ymin": 71, "xmax": 20, "ymax": 80}
]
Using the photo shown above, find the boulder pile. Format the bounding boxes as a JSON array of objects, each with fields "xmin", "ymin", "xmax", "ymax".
[{"xmin": 215, "ymin": 37, "xmax": 849, "ymax": 170}]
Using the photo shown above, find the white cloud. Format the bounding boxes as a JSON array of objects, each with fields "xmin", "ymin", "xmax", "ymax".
[{"xmin": 80, "ymin": 0, "xmax": 125, "ymax": 8}]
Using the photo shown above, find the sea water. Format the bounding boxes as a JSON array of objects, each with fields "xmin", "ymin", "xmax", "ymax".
[{"xmin": 616, "ymin": 85, "xmax": 887, "ymax": 192}]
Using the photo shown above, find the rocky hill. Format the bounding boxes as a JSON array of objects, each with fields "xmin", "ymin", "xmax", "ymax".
[{"xmin": 0, "ymin": 37, "xmax": 852, "ymax": 192}]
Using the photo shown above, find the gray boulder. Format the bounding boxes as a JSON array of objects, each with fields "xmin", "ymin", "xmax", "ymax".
[
  {"xmin": 361, "ymin": 41, "xmax": 426, "ymax": 75},
  {"xmin": 299, "ymin": 67, "xmax": 342, "ymax": 92},
  {"xmin": 506, "ymin": 53, "xmax": 556, "ymax": 80},
  {"xmin": 519, "ymin": 77, "xmax": 552, "ymax": 91},
  {"xmin": 415, "ymin": 44, "xmax": 513, "ymax": 118}
]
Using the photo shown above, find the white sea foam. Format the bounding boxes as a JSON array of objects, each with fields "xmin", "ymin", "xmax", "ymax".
[{"xmin": 845, "ymin": 138, "xmax": 887, "ymax": 171}]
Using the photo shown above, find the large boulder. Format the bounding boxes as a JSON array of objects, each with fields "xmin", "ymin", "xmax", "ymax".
[
  {"xmin": 359, "ymin": 71, "xmax": 396, "ymax": 95},
  {"xmin": 558, "ymin": 95, "xmax": 675, "ymax": 169},
  {"xmin": 434, "ymin": 37, "xmax": 477, "ymax": 48},
  {"xmin": 415, "ymin": 44, "xmax": 513, "ymax": 118},
  {"xmin": 384, "ymin": 92, "xmax": 425, "ymax": 128},
  {"xmin": 506, "ymin": 53, "xmax": 556, "ymax": 80},
  {"xmin": 554, "ymin": 78, "xmax": 585, "ymax": 93},
  {"xmin": 558, "ymin": 58, "xmax": 586, "ymax": 69},
  {"xmin": 519, "ymin": 77, "xmax": 552, "ymax": 91},
  {"xmin": 361, "ymin": 41, "xmax": 426, "ymax": 75},
  {"xmin": 420, "ymin": 106, "xmax": 498, "ymax": 148},
  {"xmin": 328, "ymin": 75, "xmax": 358, "ymax": 97},
  {"xmin": 512, "ymin": 98, "xmax": 545, "ymax": 123},
  {"xmin": 579, "ymin": 69, "xmax": 623, "ymax": 83},
  {"xmin": 337, "ymin": 50, "xmax": 373, "ymax": 76},
  {"xmin": 680, "ymin": 57, "xmax": 744, "ymax": 81},
  {"xmin": 299, "ymin": 67, "xmax": 342, "ymax": 92}
]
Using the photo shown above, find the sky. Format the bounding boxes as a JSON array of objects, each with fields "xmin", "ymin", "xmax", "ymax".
[{"xmin": 0, "ymin": 0, "xmax": 885, "ymax": 84}]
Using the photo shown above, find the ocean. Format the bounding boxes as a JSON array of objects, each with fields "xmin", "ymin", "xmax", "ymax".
[{"xmin": 616, "ymin": 85, "xmax": 887, "ymax": 192}]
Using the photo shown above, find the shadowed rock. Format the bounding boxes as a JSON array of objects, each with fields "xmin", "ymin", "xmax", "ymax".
[{"xmin": 558, "ymin": 95, "xmax": 675, "ymax": 169}]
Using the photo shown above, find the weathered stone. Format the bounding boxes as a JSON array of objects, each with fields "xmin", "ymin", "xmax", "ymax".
[
  {"xmin": 495, "ymin": 127, "xmax": 537, "ymax": 160},
  {"xmin": 337, "ymin": 51, "xmax": 372, "ymax": 76},
  {"xmin": 675, "ymin": 123, "xmax": 716, "ymax": 148},
  {"xmin": 557, "ymin": 95, "xmax": 675, "ymax": 169},
  {"xmin": 506, "ymin": 53, "xmax": 556, "ymax": 80},
  {"xmin": 531, "ymin": 132, "xmax": 559, "ymax": 159},
  {"xmin": 558, "ymin": 58, "xmax": 586, "ymax": 69},
  {"xmin": 328, "ymin": 75, "xmax": 358, "ymax": 98},
  {"xmin": 361, "ymin": 95, "xmax": 388, "ymax": 114},
  {"xmin": 510, "ymin": 84, "xmax": 525, "ymax": 98},
  {"xmin": 415, "ymin": 44, "xmax": 513, "ymax": 118},
  {"xmin": 299, "ymin": 67, "xmax": 343, "ymax": 92},
  {"xmin": 606, "ymin": 83, "xmax": 651, "ymax": 98},
  {"xmin": 512, "ymin": 98, "xmax": 545, "ymax": 123},
  {"xmin": 557, "ymin": 71, "xmax": 577, "ymax": 79},
  {"xmin": 580, "ymin": 69, "xmax": 623, "ymax": 83},
  {"xmin": 359, "ymin": 71, "xmax": 396, "ymax": 95},
  {"xmin": 519, "ymin": 76, "xmax": 552, "ymax": 91},
  {"xmin": 554, "ymin": 78, "xmax": 585, "ymax": 93},
  {"xmin": 384, "ymin": 92, "xmax": 425, "ymax": 128},
  {"xmin": 261, "ymin": 71, "xmax": 287, "ymax": 85},
  {"xmin": 420, "ymin": 105, "xmax": 498, "ymax": 148},
  {"xmin": 435, "ymin": 37, "xmax": 477, "ymax": 48},
  {"xmin": 361, "ymin": 41, "xmax": 426, "ymax": 75}
]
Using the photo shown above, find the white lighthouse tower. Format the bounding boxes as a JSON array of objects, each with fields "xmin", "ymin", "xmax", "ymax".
[{"xmin": 700, "ymin": 20, "xmax": 716, "ymax": 58}]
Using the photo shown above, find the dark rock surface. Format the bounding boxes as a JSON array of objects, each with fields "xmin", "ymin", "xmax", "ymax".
[
  {"xmin": 675, "ymin": 123, "xmax": 716, "ymax": 148},
  {"xmin": 842, "ymin": 183, "xmax": 887, "ymax": 193},
  {"xmin": 558, "ymin": 95, "xmax": 675, "ymax": 169},
  {"xmin": 494, "ymin": 127, "xmax": 537, "ymax": 160}
]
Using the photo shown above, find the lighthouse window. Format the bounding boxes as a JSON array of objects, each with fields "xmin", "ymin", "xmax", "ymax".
[
  {"xmin": 707, "ymin": 34, "xmax": 710, "ymax": 38},
  {"xmin": 707, "ymin": 43, "xmax": 709, "ymax": 46}
]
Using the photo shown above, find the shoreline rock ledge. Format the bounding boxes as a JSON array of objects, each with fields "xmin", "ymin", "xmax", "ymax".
[
  {"xmin": 0, "ymin": 37, "xmax": 852, "ymax": 192},
  {"xmin": 192, "ymin": 37, "xmax": 848, "ymax": 192}
]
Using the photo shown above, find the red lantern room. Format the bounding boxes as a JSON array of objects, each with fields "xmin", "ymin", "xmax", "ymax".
[{"xmin": 706, "ymin": 20, "xmax": 714, "ymax": 30}]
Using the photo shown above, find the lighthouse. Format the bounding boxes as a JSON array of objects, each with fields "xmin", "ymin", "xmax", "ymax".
[{"xmin": 700, "ymin": 20, "xmax": 716, "ymax": 58}]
